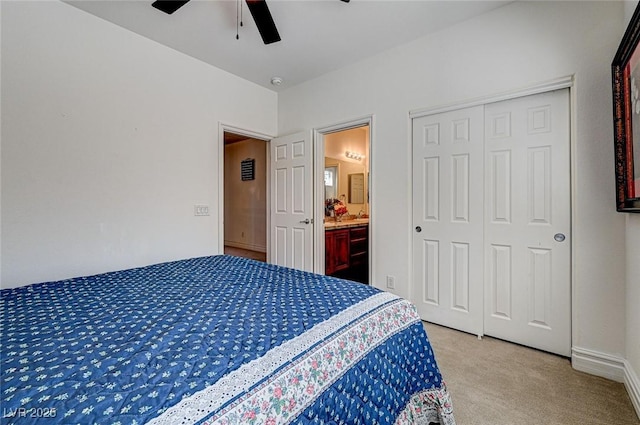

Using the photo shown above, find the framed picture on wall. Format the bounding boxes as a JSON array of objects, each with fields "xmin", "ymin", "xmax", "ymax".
[{"xmin": 612, "ymin": 2, "xmax": 640, "ymax": 212}]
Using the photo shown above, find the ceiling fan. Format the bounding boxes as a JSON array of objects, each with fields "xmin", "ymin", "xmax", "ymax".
[{"xmin": 151, "ymin": 0, "xmax": 349, "ymax": 45}]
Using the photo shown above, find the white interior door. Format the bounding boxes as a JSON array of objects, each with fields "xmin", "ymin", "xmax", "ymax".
[
  {"xmin": 270, "ymin": 131, "xmax": 314, "ymax": 271},
  {"xmin": 484, "ymin": 89, "xmax": 571, "ymax": 356},
  {"xmin": 411, "ymin": 106, "xmax": 485, "ymax": 336}
]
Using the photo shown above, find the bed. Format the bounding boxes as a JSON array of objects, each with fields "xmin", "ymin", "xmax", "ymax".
[{"xmin": 1, "ymin": 255, "xmax": 455, "ymax": 424}]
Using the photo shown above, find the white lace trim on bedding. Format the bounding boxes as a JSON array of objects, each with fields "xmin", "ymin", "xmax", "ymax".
[
  {"xmin": 148, "ymin": 292, "xmax": 401, "ymax": 425},
  {"xmin": 203, "ymin": 297, "xmax": 422, "ymax": 424},
  {"xmin": 394, "ymin": 384, "xmax": 456, "ymax": 425}
]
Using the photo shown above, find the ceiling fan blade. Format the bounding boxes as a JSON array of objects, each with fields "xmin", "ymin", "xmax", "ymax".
[
  {"xmin": 152, "ymin": 0, "xmax": 190, "ymax": 15},
  {"xmin": 245, "ymin": 0, "xmax": 281, "ymax": 45}
]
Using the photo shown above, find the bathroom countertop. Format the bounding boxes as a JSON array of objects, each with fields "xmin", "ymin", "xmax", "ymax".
[{"xmin": 324, "ymin": 218, "xmax": 369, "ymax": 230}]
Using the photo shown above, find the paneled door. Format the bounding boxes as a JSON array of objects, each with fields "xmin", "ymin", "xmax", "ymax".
[
  {"xmin": 411, "ymin": 88, "xmax": 571, "ymax": 356},
  {"xmin": 484, "ymin": 89, "xmax": 571, "ymax": 356},
  {"xmin": 270, "ymin": 131, "xmax": 314, "ymax": 271},
  {"xmin": 411, "ymin": 106, "xmax": 485, "ymax": 337}
]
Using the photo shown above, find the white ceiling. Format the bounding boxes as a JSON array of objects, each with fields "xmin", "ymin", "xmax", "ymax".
[{"xmin": 66, "ymin": 0, "xmax": 511, "ymax": 92}]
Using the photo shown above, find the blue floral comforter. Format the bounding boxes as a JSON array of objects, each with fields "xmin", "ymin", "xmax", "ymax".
[{"xmin": 1, "ymin": 255, "xmax": 454, "ymax": 424}]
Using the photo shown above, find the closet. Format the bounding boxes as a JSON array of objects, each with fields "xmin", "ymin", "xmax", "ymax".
[{"xmin": 411, "ymin": 88, "xmax": 571, "ymax": 356}]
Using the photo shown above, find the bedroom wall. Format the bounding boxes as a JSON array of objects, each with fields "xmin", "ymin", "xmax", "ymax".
[
  {"xmin": 278, "ymin": 0, "xmax": 631, "ymax": 379},
  {"xmin": 624, "ymin": 2, "xmax": 640, "ymax": 415},
  {"xmin": 0, "ymin": 2, "xmax": 3, "ymax": 285},
  {"xmin": 627, "ymin": 214, "xmax": 640, "ymax": 412},
  {"xmin": 0, "ymin": 1, "xmax": 277, "ymax": 288}
]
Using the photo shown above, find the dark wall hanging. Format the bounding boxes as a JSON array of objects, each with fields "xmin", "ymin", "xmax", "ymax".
[
  {"xmin": 612, "ymin": 2, "xmax": 640, "ymax": 212},
  {"xmin": 241, "ymin": 158, "xmax": 255, "ymax": 181}
]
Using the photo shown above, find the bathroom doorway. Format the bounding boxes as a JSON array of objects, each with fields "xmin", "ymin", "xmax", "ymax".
[
  {"xmin": 321, "ymin": 124, "xmax": 371, "ymax": 284},
  {"xmin": 223, "ymin": 131, "xmax": 268, "ymax": 262}
]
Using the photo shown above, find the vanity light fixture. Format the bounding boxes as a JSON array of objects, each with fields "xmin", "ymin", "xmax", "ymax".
[{"xmin": 345, "ymin": 151, "xmax": 364, "ymax": 161}]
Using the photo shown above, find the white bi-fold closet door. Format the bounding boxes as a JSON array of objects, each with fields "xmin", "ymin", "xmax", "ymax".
[{"xmin": 411, "ymin": 89, "xmax": 571, "ymax": 357}]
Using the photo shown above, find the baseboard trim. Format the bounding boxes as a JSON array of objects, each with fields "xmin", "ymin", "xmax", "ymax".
[
  {"xmin": 224, "ymin": 240, "xmax": 267, "ymax": 253},
  {"xmin": 572, "ymin": 346, "xmax": 640, "ymax": 419},
  {"xmin": 624, "ymin": 359, "xmax": 640, "ymax": 420},
  {"xmin": 572, "ymin": 346, "xmax": 625, "ymax": 382}
]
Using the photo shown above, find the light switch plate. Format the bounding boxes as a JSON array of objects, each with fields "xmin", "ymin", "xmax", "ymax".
[{"xmin": 194, "ymin": 205, "xmax": 210, "ymax": 216}]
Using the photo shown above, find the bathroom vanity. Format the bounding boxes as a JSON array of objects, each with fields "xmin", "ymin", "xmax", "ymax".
[{"xmin": 325, "ymin": 219, "xmax": 369, "ymax": 284}]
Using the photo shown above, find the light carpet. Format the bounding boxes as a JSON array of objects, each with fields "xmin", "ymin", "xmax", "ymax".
[{"xmin": 424, "ymin": 322, "xmax": 639, "ymax": 425}]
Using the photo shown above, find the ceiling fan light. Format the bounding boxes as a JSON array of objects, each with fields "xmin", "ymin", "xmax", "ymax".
[
  {"xmin": 151, "ymin": 0, "xmax": 190, "ymax": 15},
  {"xmin": 245, "ymin": 0, "xmax": 281, "ymax": 44}
]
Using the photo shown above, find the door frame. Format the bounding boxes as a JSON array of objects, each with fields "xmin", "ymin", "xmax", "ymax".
[
  {"xmin": 313, "ymin": 115, "xmax": 375, "ymax": 280},
  {"xmin": 218, "ymin": 123, "xmax": 274, "ymax": 262},
  {"xmin": 408, "ymin": 75, "xmax": 576, "ymax": 346}
]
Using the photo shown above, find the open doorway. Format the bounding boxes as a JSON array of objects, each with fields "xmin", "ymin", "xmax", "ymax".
[
  {"xmin": 322, "ymin": 125, "xmax": 370, "ymax": 284},
  {"xmin": 223, "ymin": 131, "xmax": 268, "ymax": 262}
]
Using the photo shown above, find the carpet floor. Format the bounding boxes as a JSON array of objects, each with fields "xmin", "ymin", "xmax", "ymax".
[{"xmin": 423, "ymin": 322, "xmax": 640, "ymax": 425}]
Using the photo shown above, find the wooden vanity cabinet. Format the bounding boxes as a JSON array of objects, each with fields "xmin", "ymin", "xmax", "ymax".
[
  {"xmin": 325, "ymin": 224, "xmax": 368, "ymax": 284},
  {"xmin": 325, "ymin": 228, "xmax": 350, "ymax": 275},
  {"xmin": 348, "ymin": 226, "xmax": 368, "ymax": 283},
  {"xmin": 349, "ymin": 227, "xmax": 368, "ymax": 268}
]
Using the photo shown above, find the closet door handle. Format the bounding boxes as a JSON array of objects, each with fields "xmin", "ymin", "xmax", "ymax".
[
  {"xmin": 300, "ymin": 219, "xmax": 311, "ymax": 224},
  {"xmin": 415, "ymin": 226, "xmax": 422, "ymax": 233}
]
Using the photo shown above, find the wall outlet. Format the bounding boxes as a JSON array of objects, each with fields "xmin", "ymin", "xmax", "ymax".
[
  {"xmin": 194, "ymin": 205, "xmax": 210, "ymax": 216},
  {"xmin": 386, "ymin": 275, "xmax": 396, "ymax": 289}
]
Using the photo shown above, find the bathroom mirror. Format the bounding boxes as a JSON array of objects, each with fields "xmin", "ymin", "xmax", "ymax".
[{"xmin": 324, "ymin": 166, "xmax": 338, "ymax": 201}]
